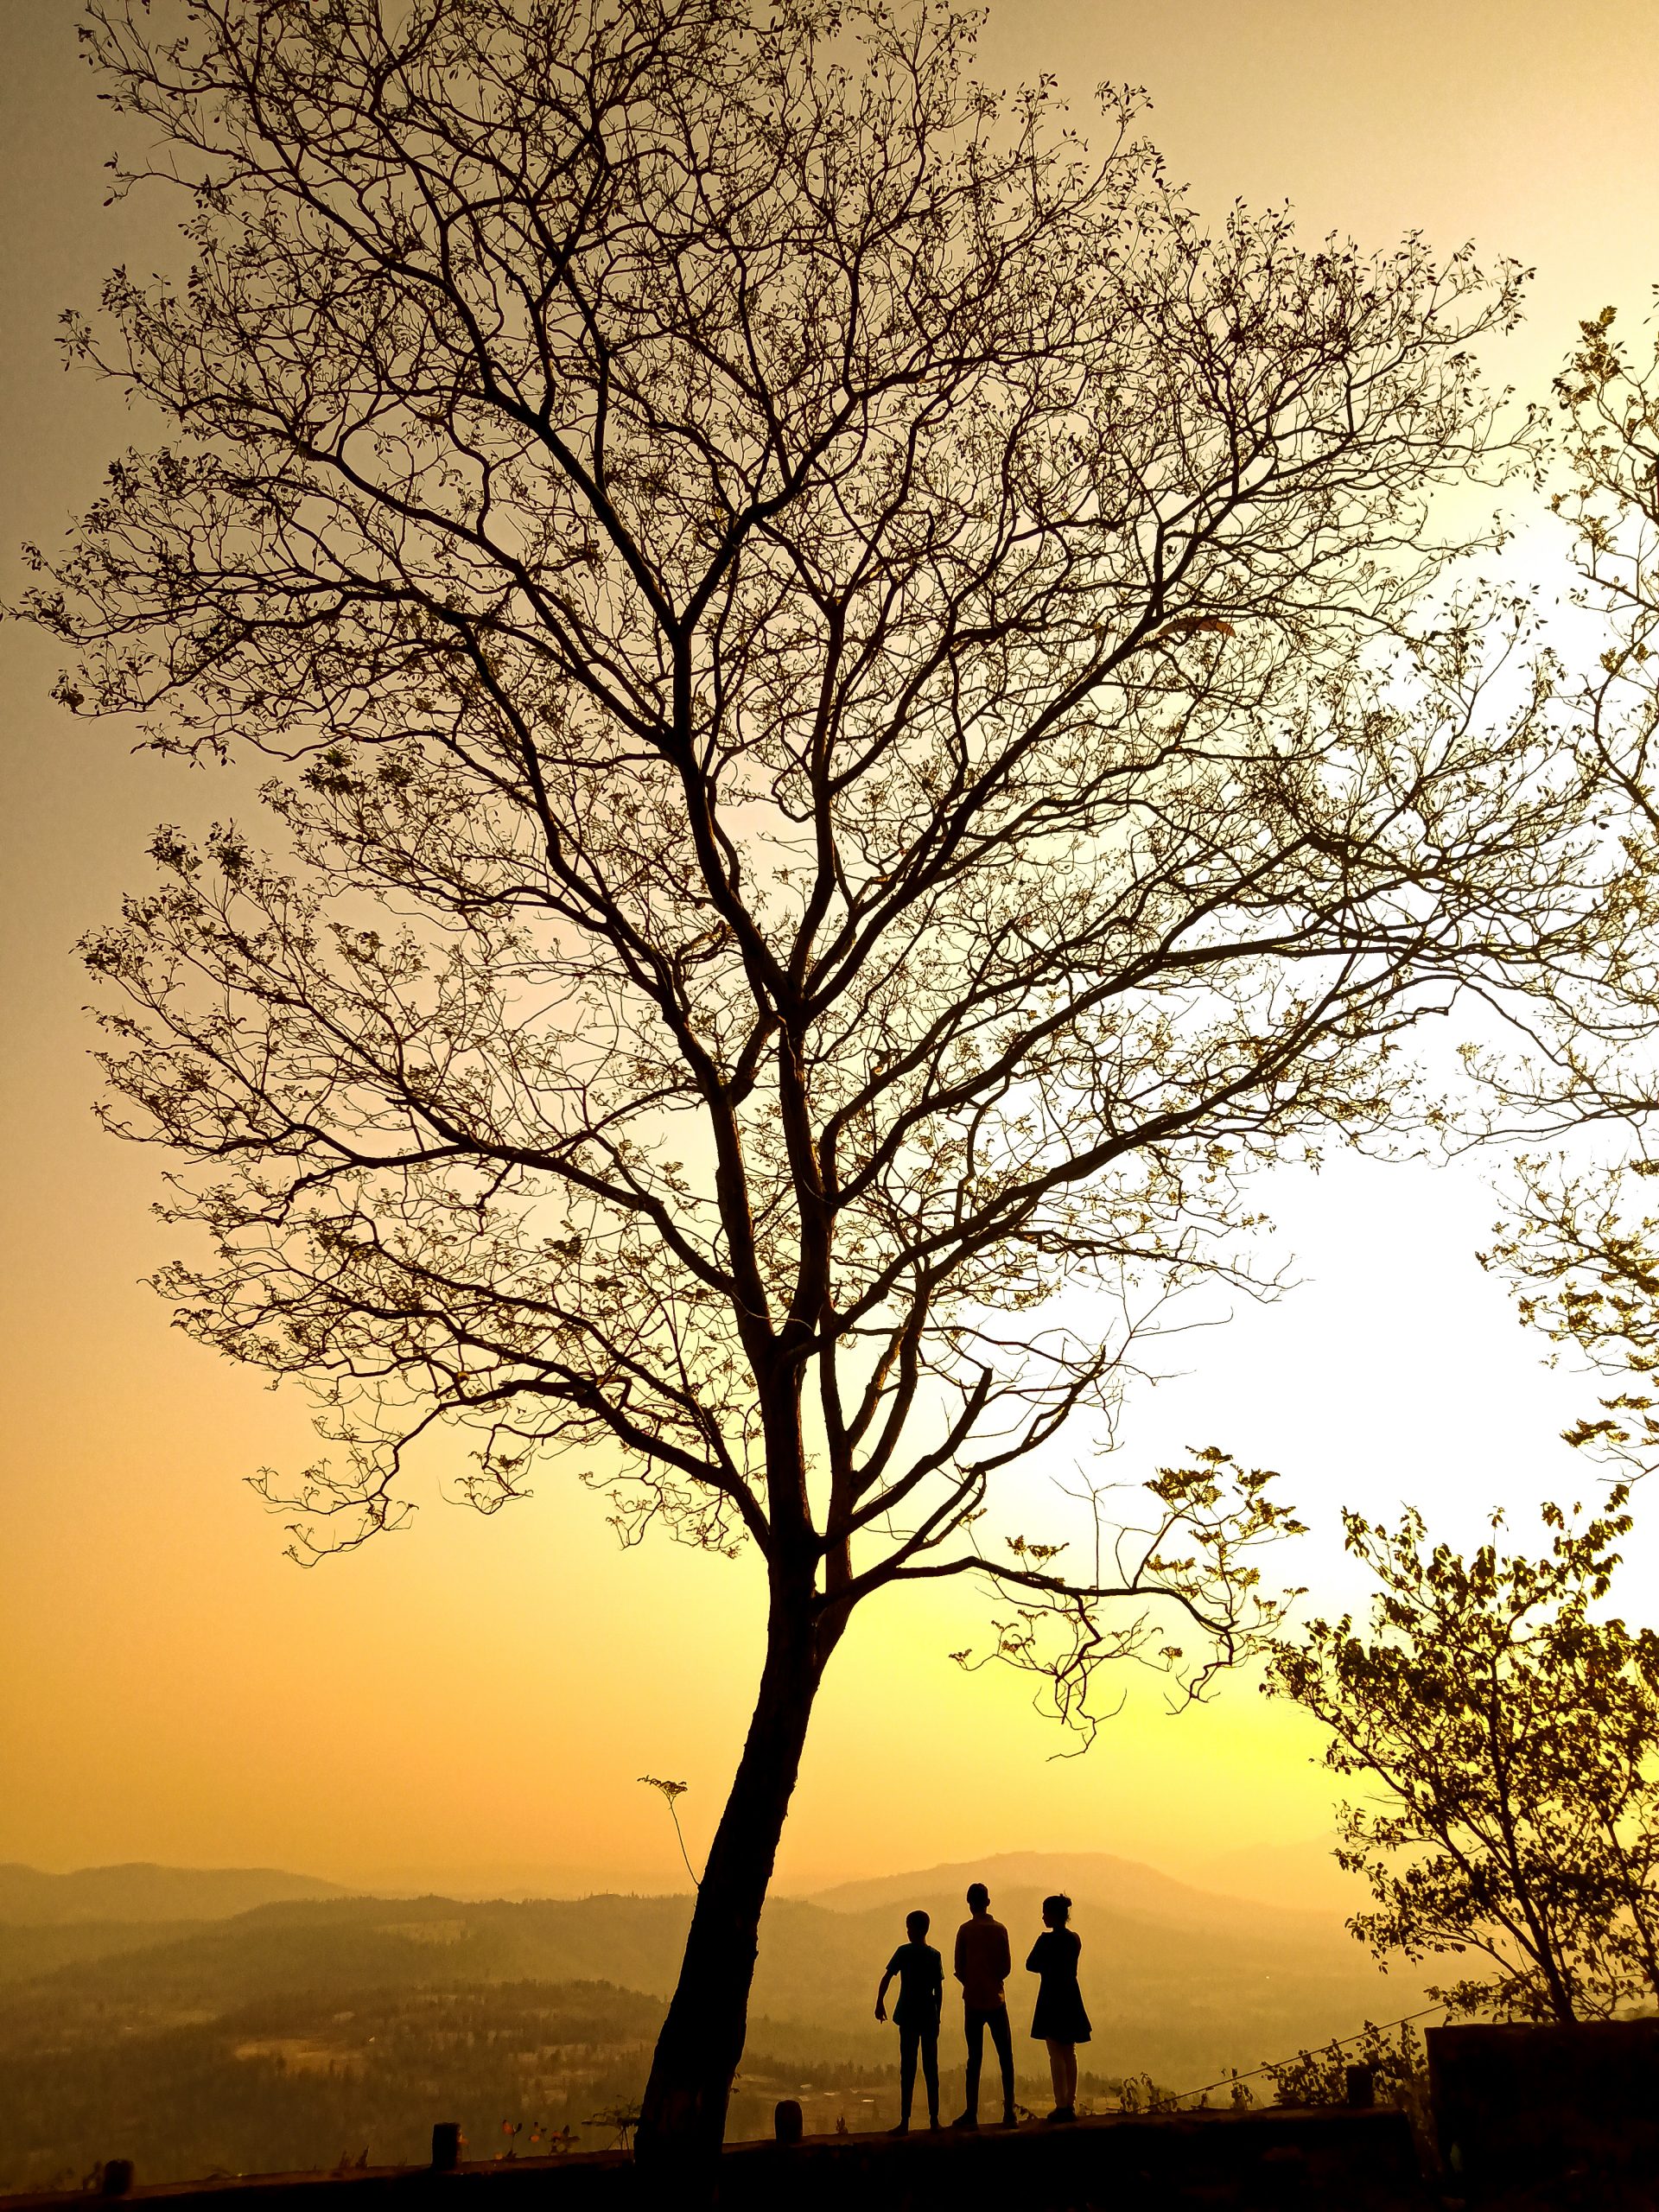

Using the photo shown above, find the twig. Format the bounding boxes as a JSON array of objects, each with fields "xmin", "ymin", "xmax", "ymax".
[{"xmin": 639, "ymin": 1775, "xmax": 701, "ymax": 1889}]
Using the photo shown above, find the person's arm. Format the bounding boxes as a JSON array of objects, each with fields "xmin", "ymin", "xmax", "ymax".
[
  {"xmin": 930, "ymin": 1948, "xmax": 944, "ymax": 2026},
  {"xmin": 953, "ymin": 1924, "xmax": 967, "ymax": 1986},
  {"xmin": 875, "ymin": 1952, "xmax": 899, "ymax": 2022},
  {"xmin": 995, "ymin": 1923, "xmax": 1012, "ymax": 1980},
  {"xmin": 1025, "ymin": 1935, "xmax": 1045, "ymax": 1973}
]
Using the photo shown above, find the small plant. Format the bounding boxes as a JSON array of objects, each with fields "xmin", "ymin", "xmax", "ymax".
[
  {"xmin": 583, "ymin": 2103, "xmax": 643, "ymax": 2153},
  {"xmin": 1263, "ymin": 2018, "xmax": 1429, "ymax": 2137},
  {"xmin": 639, "ymin": 1776, "xmax": 701, "ymax": 1889},
  {"xmin": 1116, "ymin": 2072, "xmax": 1179, "ymax": 2115}
]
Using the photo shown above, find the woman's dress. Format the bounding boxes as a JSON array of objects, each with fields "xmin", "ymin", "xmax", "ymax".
[{"xmin": 1026, "ymin": 1927, "xmax": 1091, "ymax": 2043}]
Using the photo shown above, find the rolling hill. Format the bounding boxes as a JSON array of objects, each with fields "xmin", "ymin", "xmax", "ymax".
[
  {"xmin": 0, "ymin": 1851, "xmax": 1415, "ymax": 2082},
  {"xmin": 809, "ymin": 1848, "xmax": 1334, "ymax": 1930},
  {"xmin": 0, "ymin": 1863, "xmax": 352, "ymax": 1926}
]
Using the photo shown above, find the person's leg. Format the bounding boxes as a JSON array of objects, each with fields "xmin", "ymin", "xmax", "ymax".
[
  {"xmin": 921, "ymin": 2024, "xmax": 940, "ymax": 2125},
  {"xmin": 897, "ymin": 2023, "xmax": 918, "ymax": 2127},
  {"xmin": 988, "ymin": 2005, "xmax": 1015, "ymax": 2120},
  {"xmin": 960, "ymin": 2008, "xmax": 984, "ymax": 2120},
  {"xmin": 1064, "ymin": 2045, "xmax": 1078, "ymax": 2109},
  {"xmin": 1046, "ymin": 2039, "xmax": 1068, "ymax": 2112}
]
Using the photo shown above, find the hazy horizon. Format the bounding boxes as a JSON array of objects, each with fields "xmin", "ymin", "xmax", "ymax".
[{"xmin": 2, "ymin": 1834, "xmax": 1363, "ymax": 1920}]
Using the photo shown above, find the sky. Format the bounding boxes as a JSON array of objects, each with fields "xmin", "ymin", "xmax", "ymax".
[{"xmin": 3, "ymin": 0, "xmax": 1659, "ymax": 1904}]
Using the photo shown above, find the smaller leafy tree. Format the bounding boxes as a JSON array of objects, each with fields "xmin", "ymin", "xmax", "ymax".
[{"xmin": 1269, "ymin": 1489, "xmax": 1659, "ymax": 2022}]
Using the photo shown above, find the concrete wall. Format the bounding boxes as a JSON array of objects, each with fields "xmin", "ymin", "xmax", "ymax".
[{"xmin": 1427, "ymin": 2020, "xmax": 1659, "ymax": 2205}]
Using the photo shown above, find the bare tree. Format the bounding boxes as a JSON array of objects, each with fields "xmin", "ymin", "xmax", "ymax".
[{"xmin": 21, "ymin": 0, "xmax": 1597, "ymax": 2160}]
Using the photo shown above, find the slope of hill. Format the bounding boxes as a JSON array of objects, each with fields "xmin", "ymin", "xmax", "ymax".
[
  {"xmin": 0, "ymin": 1920, "xmax": 212, "ymax": 1986},
  {"xmin": 806, "ymin": 1850, "xmax": 1323, "ymax": 1931},
  {"xmin": 0, "ymin": 1864, "xmax": 352, "ymax": 1926},
  {"xmin": 1190, "ymin": 1835, "xmax": 1367, "ymax": 1915}
]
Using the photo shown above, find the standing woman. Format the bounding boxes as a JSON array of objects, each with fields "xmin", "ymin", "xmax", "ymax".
[{"xmin": 1027, "ymin": 1893, "xmax": 1090, "ymax": 2121}]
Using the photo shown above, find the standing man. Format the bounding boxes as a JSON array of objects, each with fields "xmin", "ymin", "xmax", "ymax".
[
  {"xmin": 874, "ymin": 1908, "xmax": 944, "ymax": 2133},
  {"xmin": 951, "ymin": 1881, "xmax": 1016, "ymax": 2128}
]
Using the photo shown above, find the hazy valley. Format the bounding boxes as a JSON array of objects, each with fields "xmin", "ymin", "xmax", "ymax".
[{"xmin": 0, "ymin": 1853, "xmax": 1420, "ymax": 2190}]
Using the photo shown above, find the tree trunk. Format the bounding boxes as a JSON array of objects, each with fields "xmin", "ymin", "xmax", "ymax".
[{"xmin": 634, "ymin": 1578, "xmax": 823, "ymax": 2170}]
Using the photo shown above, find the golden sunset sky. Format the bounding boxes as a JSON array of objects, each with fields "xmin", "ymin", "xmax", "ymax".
[{"xmin": 3, "ymin": 0, "xmax": 1658, "ymax": 1902}]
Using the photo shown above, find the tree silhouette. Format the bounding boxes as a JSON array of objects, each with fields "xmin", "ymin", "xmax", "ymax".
[
  {"xmin": 1270, "ymin": 1491, "xmax": 1659, "ymax": 2022},
  {"xmin": 22, "ymin": 0, "xmax": 1600, "ymax": 2161}
]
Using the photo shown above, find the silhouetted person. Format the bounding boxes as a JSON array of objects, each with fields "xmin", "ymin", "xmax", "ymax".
[
  {"xmin": 874, "ymin": 1908, "xmax": 943, "ymax": 2133},
  {"xmin": 1026, "ymin": 1892, "xmax": 1090, "ymax": 2121},
  {"xmin": 951, "ymin": 1881, "xmax": 1015, "ymax": 2128}
]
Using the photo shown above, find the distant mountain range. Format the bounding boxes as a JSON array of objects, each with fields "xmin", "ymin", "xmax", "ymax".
[
  {"xmin": 0, "ymin": 1848, "xmax": 1408, "ymax": 2088},
  {"xmin": 0, "ymin": 1841, "xmax": 1362, "ymax": 1925},
  {"xmin": 807, "ymin": 1847, "xmax": 1348, "ymax": 1928},
  {"xmin": 0, "ymin": 1863, "xmax": 352, "ymax": 1926}
]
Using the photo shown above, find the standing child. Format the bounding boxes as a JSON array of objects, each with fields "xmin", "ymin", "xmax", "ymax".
[
  {"xmin": 874, "ymin": 1909, "xmax": 944, "ymax": 2133},
  {"xmin": 1026, "ymin": 1892, "xmax": 1090, "ymax": 2122}
]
